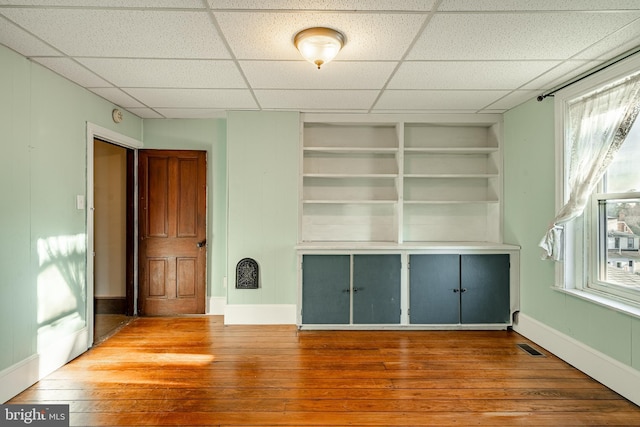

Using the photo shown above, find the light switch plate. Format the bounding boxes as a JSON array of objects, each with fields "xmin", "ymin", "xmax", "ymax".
[{"xmin": 76, "ymin": 195, "xmax": 85, "ymax": 210}]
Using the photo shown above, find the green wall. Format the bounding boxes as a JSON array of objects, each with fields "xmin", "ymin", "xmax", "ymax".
[
  {"xmin": 226, "ymin": 111, "xmax": 299, "ymax": 305},
  {"xmin": 504, "ymin": 97, "xmax": 640, "ymax": 370},
  {"xmin": 0, "ymin": 45, "xmax": 142, "ymax": 373},
  {"xmin": 142, "ymin": 119, "xmax": 227, "ymax": 301}
]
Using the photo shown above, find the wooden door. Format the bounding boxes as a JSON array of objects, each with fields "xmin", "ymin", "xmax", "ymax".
[{"xmin": 138, "ymin": 150, "xmax": 206, "ymax": 315}]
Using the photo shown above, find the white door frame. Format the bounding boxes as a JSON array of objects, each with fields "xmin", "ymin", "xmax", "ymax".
[{"xmin": 86, "ymin": 122, "xmax": 143, "ymax": 346}]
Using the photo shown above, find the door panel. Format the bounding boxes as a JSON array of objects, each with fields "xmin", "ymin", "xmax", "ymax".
[
  {"xmin": 139, "ymin": 150, "xmax": 206, "ymax": 315},
  {"xmin": 147, "ymin": 156, "xmax": 169, "ymax": 237},
  {"xmin": 177, "ymin": 158, "xmax": 198, "ymax": 236},
  {"xmin": 461, "ymin": 254, "xmax": 510, "ymax": 324},
  {"xmin": 302, "ymin": 255, "xmax": 350, "ymax": 324},
  {"xmin": 177, "ymin": 258, "xmax": 196, "ymax": 297},
  {"xmin": 353, "ymin": 254, "xmax": 401, "ymax": 324},
  {"xmin": 409, "ymin": 254, "xmax": 460, "ymax": 324}
]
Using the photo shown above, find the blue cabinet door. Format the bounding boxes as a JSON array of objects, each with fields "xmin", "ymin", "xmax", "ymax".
[
  {"xmin": 302, "ymin": 255, "xmax": 350, "ymax": 324},
  {"xmin": 353, "ymin": 255, "xmax": 401, "ymax": 324},
  {"xmin": 409, "ymin": 254, "xmax": 461, "ymax": 324},
  {"xmin": 461, "ymin": 254, "xmax": 510, "ymax": 324}
]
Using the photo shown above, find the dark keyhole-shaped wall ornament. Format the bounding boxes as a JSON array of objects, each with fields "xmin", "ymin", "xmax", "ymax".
[{"xmin": 236, "ymin": 258, "xmax": 259, "ymax": 289}]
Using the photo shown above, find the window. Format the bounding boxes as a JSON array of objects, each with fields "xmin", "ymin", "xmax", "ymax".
[
  {"xmin": 589, "ymin": 123, "xmax": 640, "ymax": 303},
  {"xmin": 550, "ymin": 56, "xmax": 640, "ymax": 309}
]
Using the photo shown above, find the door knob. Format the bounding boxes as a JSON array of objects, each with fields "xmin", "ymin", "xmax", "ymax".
[{"xmin": 196, "ymin": 240, "xmax": 207, "ymax": 248}]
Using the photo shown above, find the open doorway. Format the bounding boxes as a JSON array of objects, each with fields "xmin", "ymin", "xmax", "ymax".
[{"xmin": 93, "ymin": 139, "xmax": 135, "ymax": 343}]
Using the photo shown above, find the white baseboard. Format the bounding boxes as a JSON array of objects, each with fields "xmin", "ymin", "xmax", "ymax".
[
  {"xmin": 224, "ymin": 304, "xmax": 297, "ymax": 325},
  {"xmin": 207, "ymin": 296, "xmax": 226, "ymax": 315},
  {"xmin": 1, "ymin": 326, "xmax": 89, "ymax": 403},
  {"xmin": 38, "ymin": 326, "xmax": 88, "ymax": 379},
  {"xmin": 513, "ymin": 313, "xmax": 640, "ymax": 406},
  {"xmin": 0, "ymin": 355, "xmax": 40, "ymax": 403}
]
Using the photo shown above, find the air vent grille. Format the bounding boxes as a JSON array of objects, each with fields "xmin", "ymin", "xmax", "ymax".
[{"xmin": 517, "ymin": 343, "xmax": 545, "ymax": 357}]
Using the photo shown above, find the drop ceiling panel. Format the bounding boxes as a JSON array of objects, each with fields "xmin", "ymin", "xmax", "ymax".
[
  {"xmin": 1, "ymin": 8, "xmax": 230, "ymax": 58},
  {"xmin": 254, "ymin": 89, "xmax": 380, "ymax": 111},
  {"xmin": 215, "ymin": 11, "xmax": 427, "ymax": 61},
  {"xmin": 33, "ymin": 57, "xmax": 112, "ymax": 87},
  {"xmin": 211, "ymin": 0, "xmax": 435, "ymax": 11},
  {"xmin": 388, "ymin": 61, "xmax": 561, "ymax": 90},
  {"xmin": 89, "ymin": 88, "xmax": 146, "ymax": 108},
  {"xmin": 439, "ymin": 0, "xmax": 640, "ymax": 11},
  {"xmin": 155, "ymin": 108, "xmax": 228, "ymax": 119},
  {"xmin": 374, "ymin": 90, "xmax": 510, "ymax": 111},
  {"xmin": 575, "ymin": 19, "xmax": 640, "ymax": 60},
  {"xmin": 126, "ymin": 108, "xmax": 163, "ymax": 119},
  {"xmin": 407, "ymin": 12, "xmax": 640, "ymax": 60},
  {"xmin": 0, "ymin": 0, "xmax": 205, "ymax": 6},
  {"xmin": 487, "ymin": 90, "xmax": 541, "ymax": 110},
  {"xmin": 240, "ymin": 60, "xmax": 397, "ymax": 89},
  {"xmin": 124, "ymin": 88, "xmax": 258, "ymax": 109},
  {"xmin": 78, "ymin": 58, "xmax": 247, "ymax": 89},
  {"xmin": 521, "ymin": 60, "xmax": 600, "ymax": 90},
  {"xmin": 0, "ymin": 17, "xmax": 61, "ymax": 56}
]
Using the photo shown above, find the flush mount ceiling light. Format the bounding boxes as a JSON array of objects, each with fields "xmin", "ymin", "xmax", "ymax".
[{"xmin": 294, "ymin": 27, "xmax": 345, "ymax": 69}]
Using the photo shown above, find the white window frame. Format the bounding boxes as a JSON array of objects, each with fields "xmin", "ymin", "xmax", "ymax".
[
  {"xmin": 589, "ymin": 192, "xmax": 640, "ymax": 304},
  {"xmin": 554, "ymin": 54, "xmax": 640, "ymax": 315}
]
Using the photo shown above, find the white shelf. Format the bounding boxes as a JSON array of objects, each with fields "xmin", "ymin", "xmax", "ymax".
[
  {"xmin": 304, "ymin": 173, "xmax": 398, "ymax": 178},
  {"xmin": 303, "ymin": 200, "xmax": 397, "ymax": 204},
  {"xmin": 404, "ymin": 200, "xmax": 499, "ymax": 204},
  {"xmin": 404, "ymin": 174, "xmax": 499, "ymax": 178},
  {"xmin": 304, "ymin": 147, "xmax": 398, "ymax": 153},
  {"xmin": 404, "ymin": 147, "xmax": 498, "ymax": 154}
]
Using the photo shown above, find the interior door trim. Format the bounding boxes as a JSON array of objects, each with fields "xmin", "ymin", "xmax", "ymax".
[{"xmin": 86, "ymin": 122, "xmax": 142, "ymax": 346}]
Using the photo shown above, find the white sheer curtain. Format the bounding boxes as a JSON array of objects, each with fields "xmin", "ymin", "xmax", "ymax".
[{"xmin": 540, "ymin": 71, "xmax": 640, "ymax": 261}]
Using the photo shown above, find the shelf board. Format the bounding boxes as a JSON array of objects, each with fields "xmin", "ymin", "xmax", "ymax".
[
  {"xmin": 303, "ymin": 199, "xmax": 398, "ymax": 204},
  {"xmin": 404, "ymin": 173, "xmax": 499, "ymax": 179},
  {"xmin": 404, "ymin": 147, "xmax": 498, "ymax": 154},
  {"xmin": 404, "ymin": 200, "xmax": 499, "ymax": 204},
  {"xmin": 304, "ymin": 173, "xmax": 399, "ymax": 178},
  {"xmin": 304, "ymin": 147, "xmax": 398, "ymax": 153}
]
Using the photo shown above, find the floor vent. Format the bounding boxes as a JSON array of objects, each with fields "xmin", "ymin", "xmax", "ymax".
[{"xmin": 517, "ymin": 343, "xmax": 545, "ymax": 357}]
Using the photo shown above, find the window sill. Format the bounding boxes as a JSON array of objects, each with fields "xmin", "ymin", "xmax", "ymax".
[{"xmin": 554, "ymin": 287, "xmax": 640, "ymax": 320}]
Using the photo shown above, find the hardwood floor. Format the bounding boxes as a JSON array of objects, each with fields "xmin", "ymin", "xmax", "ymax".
[
  {"xmin": 94, "ymin": 314, "xmax": 132, "ymax": 344},
  {"xmin": 9, "ymin": 316, "xmax": 640, "ymax": 426}
]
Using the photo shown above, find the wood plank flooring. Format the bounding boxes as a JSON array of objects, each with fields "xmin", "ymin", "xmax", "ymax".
[{"xmin": 9, "ymin": 316, "xmax": 640, "ymax": 426}]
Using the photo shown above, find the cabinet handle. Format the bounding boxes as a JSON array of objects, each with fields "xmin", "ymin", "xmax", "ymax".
[
  {"xmin": 453, "ymin": 289, "xmax": 460, "ymax": 293},
  {"xmin": 342, "ymin": 289, "xmax": 350, "ymax": 293},
  {"xmin": 460, "ymin": 288, "xmax": 467, "ymax": 293}
]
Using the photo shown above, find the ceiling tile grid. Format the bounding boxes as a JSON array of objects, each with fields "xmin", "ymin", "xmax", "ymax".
[{"xmin": 1, "ymin": 1, "xmax": 640, "ymax": 118}]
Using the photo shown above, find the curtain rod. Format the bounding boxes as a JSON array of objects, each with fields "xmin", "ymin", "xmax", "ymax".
[{"xmin": 537, "ymin": 45, "xmax": 640, "ymax": 102}]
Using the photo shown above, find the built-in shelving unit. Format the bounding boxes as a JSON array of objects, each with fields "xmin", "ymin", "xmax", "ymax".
[
  {"xmin": 301, "ymin": 122, "xmax": 401, "ymax": 242},
  {"xmin": 403, "ymin": 122, "xmax": 501, "ymax": 243},
  {"xmin": 300, "ymin": 115, "xmax": 503, "ymax": 244}
]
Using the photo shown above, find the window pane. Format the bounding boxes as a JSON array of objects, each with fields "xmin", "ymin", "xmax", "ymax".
[
  {"xmin": 605, "ymin": 119, "xmax": 640, "ymax": 193},
  {"xmin": 601, "ymin": 198, "xmax": 640, "ymax": 289}
]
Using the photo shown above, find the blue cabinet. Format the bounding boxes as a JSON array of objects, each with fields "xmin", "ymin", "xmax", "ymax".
[
  {"xmin": 301, "ymin": 255, "xmax": 350, "ymax": 324},
  {"xmin": 409, "ymin": 254, "xmax": 510, "ymax": 325},
  {"xmin": 302, "ymin": 254, "xmax": 401, "ymax": 325}
]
